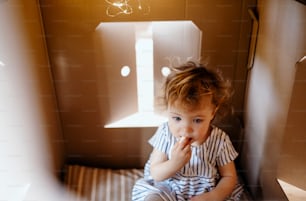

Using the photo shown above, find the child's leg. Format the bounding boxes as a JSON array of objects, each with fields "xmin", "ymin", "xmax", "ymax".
[
  {"xmin": 144, "ymin": 194, "xmax": 164, "ymax": 201},
  {"xmin": 132, "ymin": 179, "xmax": 176, "ymax": 201}
]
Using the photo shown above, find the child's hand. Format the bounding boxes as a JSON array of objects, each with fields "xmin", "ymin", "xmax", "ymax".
[{"xmin": 170, "ymin": 137, "xmax": 192, "ymax": 168}]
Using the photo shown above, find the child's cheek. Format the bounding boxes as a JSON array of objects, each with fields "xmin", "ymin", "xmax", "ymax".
[{"xmin": 169, "ymin": 124, "xmax": 180, "ymax": 139}]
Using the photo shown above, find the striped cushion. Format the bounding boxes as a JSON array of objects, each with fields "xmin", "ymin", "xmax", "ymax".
[
  {"xmin": 64, "ymin": 165, "xmax": 143, "ymax": 201},
  {"xmin": 64, "ymin": 165, "xmax": 253, "ymax": 201}
]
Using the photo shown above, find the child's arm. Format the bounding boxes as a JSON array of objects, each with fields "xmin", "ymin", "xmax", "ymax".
[
  {"xmin": 191, "ymin": 161, "xmax": 238, "ymax": 201},
  {"xmin": 150, "ymin": 138, "xmax": 192, "ymax": 181}
]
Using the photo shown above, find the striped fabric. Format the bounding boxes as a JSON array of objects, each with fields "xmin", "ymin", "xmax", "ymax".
[
  {"xmin": 140, "ymin": 123, "xmax": 241, "ymax": 200},
  {"xmin": 64, "ymin": 165, "xmax": 143, "ymax": 201},
  {"xmin": 64, "ymin": 165, "xmax": 253, "ymax": 201}
]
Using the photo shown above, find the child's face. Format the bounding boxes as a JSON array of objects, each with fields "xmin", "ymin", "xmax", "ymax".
[{"xmin": 167, "ymin": 95, "xmax": 216, "ymax": 146}]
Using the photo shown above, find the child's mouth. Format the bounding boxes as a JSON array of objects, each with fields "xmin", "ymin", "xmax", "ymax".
[{"xmin": 178, "ymin": 136, "xmax": 193, "ymax": 144}]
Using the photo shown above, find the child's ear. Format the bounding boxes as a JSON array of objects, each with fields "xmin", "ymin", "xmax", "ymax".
[
  {"xmin": 209, "ymin": 107, "xmax": 218, "ymax": 123},
  {"xmin": 212, "ymin": 106, "xmax": 219, "ymax": 117},
  {"xmin": 214, "ymin": 105, "xmax": 219, "ymax": 113}
]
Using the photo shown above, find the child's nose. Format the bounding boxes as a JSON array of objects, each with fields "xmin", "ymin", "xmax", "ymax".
[{"xmin": 183, "ymin": 125, "xmax": 193, "ymax": 135}]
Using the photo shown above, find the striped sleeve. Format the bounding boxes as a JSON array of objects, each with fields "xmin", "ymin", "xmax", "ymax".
[
  {"xmin": 216, "ymin": 130, "xmax": 238, "ymax": 167},
  {"xmin": 148, "ymin": 123, "xmax": 171, "ymax": 154}
]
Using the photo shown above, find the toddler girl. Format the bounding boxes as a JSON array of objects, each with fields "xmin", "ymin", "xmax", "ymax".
[{"xmin": 132, "ymin": 62, "xmax": 243, "ymax": 201}]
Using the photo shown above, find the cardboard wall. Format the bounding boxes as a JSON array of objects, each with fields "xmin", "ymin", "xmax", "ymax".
[
  {"xmin": 39, "ymin": 0, "xmax": 255, "ymax": 168},
  {"xmin": 242, "ymin": 0, "xmax": 306, "ymax": 199},
  {"xmin": 278, "ymin": 59, "xmax": 306, "ymax": 190},
  {"xmin": 0, "ymin": 0, "xmax": 67, "ymax": 200}
]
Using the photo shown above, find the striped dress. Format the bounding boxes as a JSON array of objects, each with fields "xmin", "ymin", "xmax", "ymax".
[{"xmin": 132, "ymin": 122, "xmax": 243, "ymax": 201}]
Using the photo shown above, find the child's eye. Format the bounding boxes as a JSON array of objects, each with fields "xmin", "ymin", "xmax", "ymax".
[
  {"xmin": 172, "ymin": 116, "xmax": 181, "ymax": 121},
  {"xmin": 194, "ymin": 119, "xmax": 203, "ymax": 124}
]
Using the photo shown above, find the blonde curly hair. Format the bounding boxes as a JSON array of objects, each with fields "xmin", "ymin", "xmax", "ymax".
[{"xmin": 159, "ymin": 62, "xmax": 233, "ymax": 117}]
